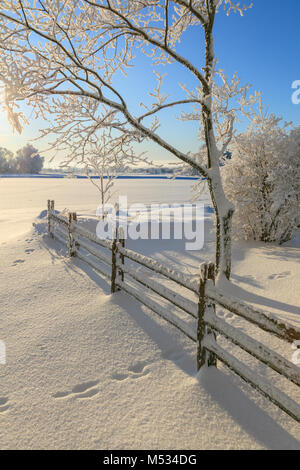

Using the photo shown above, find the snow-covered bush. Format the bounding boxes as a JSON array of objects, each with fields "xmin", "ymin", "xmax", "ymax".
[
  {"xmin": 15, "ymin": 144, "xmax": 44, "ymax": 174},
  {"xmin": 0, "ymin": 147, "xmax": 14, "ymax": 173},
  {"xmin": 0, "ymin": 144, "xmax": 44, "ymax": 174},
  {"xmin": 287, "ymin": 126, "xmax": 300, "ymax": 211},
  {"xmin": 223, "ymin": 110, "xmax": 300, "ymax": 244}
]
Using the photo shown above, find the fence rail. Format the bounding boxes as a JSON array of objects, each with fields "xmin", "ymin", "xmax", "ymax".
[{"xmin": 47, "ymin": 200, "xmax": 300, "ymax": 422}]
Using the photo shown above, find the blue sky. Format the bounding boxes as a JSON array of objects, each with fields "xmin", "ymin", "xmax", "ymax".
[{"xmin": 0, "ymin": 0, "xmax": 299, "ymax": 166}]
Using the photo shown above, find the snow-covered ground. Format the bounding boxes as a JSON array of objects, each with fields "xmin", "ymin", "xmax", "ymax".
[{"xmin": 0, "ymin": 178, "xmax": 299, "ymax": 449}]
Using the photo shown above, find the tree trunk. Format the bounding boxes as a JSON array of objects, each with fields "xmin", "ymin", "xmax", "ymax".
[
  {"xmin": 202, "ymin": 14, "xmax": 234, "ymax": 280},
  {"xmin": 207, "ymin": 176, "xmax": 234, "ymax": 280}
]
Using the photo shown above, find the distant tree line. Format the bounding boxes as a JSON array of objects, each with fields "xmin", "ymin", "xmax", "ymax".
[{"xmin": 0, "ymin": 144, "xmax": 44, "ymax": 174}]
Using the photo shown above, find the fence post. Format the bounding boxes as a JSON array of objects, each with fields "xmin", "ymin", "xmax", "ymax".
[
  {"xmin": 71, "ymin": 212, "xmax": 77, "ymax": 256},
  {"xmin": 197, "ymin": 262, "xmax": 217, "ymax": 371},
  {"xmin": 111, "ymin": 229, "xmax": 118, "ymax": 294},
  {"xmin": 118, "ymin": 227, "xmax": 125, "ymax": 284},
  {"xmin": 47, "ymin": 199, "xmax": 51, "ymax": 235},
  {"xmin": 197, "ymin": 263, "xmax": 208, "ymax": 370},
  {"xmin": 68, "ymin": 212, "xmax": 76, "ymax": 257},
  {"xmin": 206, "ymin": 262, "xmax": 217, "ymax": 367}
]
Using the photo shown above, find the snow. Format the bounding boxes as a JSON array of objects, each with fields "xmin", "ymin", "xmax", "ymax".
[
  {"xmin": 0, "ymin": 177, "xmax": 207, "ymax": 245},
  {"xmin": 0, "ymin": 178, "xmax": 299, "ymax": 449}
]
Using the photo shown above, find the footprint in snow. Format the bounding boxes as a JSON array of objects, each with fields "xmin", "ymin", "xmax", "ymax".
[
  {"xmin": 224, "ymin": 312, "xmax": 234, "ymax": 321},
  {"xmin": 53, "ymin": 380, "xmax": 99, "ymax": 400},
  {"xmin": 12, "ymin": 259, "xmax": 25, "ymax": 266},
  {"xmin": 268, "ymin": 271, "xmax": 291, "ymax": 280},
  {"xmin": 112, "ymin": 362, "xmax": 150, "ymax": 382},
  {"xmin": 25, "ymin": 248, "xmax": 35, "ymax": 255},
  {"xmin": 0, "ymin": 397, "xmax": 10, "ymax": 413},
  {"xmin": 128, "ymin": 361, "xmax": 148, "ymax": 374}
]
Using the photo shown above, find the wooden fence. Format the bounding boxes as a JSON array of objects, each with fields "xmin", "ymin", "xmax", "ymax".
[{"xmin": 47, "ymin": 200, "xmax": 300, "ymax": 422}]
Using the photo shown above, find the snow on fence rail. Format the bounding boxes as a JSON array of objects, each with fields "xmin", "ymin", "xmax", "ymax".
[{"xmin": 47, "ymin": 200, "xmax": 300, "ymax": 422}]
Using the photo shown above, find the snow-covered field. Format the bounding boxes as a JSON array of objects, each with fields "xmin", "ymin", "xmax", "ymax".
[{"xmin": 0, "ymin": 178, "xmax": 299, "ymax": 449}]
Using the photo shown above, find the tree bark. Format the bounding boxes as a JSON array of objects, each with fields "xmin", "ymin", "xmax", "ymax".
[{"xmin": 202, "ymin": 9, "xmax": 234, "ymax": 280}]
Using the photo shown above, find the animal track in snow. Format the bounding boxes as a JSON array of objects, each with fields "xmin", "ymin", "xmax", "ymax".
[
  {"xmin": 74, "ymin": 388, "xmax": 99, "ymax": 399},
  {"xmin": 25, "ymin": 248, "xmax": 35, "ymax": 254},
  {"xmin": 218, "ymin": 311, "xmax": 234, "ymax": 322},
  {"xmin": 71, "ymin": 380, "xmax": 99, "ymax": 394},
  {"xmin": 0, "ymin": 397, "xmax": 10, "ymax": 413},
  {"xmin": 128, "ymin": 361, "xmax": 148, "ymax": 374},
  {"xmin": 53, "ymin": 391, "xmax": 69, "ymax": 399},
  {"xmin": 268, "ymin": 271, "xmax": 291, "ymax": 280},
  {"xmin": 53, "ymin": 380, "xmax": 100, "ymax": 400},
  {"xmin": 224, "ymin": 312, "xmax": 234, "ymax": 321},
  {"xmin": 112, "ymin": 362, "xmax": 150, "ymax": 382},
  {"xmin": 112, "ymin": 373, "xmax": 128, "ymax": 381},
  {"xmin": 12, "ymin": 259, "xmax": 25, "ymax": 266}
]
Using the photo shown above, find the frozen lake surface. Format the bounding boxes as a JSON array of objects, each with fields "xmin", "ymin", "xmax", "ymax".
[{"xmin": 0, "ymin": 177, "xmax": 209, "ymax": 245}]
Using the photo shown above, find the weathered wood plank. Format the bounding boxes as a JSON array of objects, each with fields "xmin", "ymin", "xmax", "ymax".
[
  {"xmin": 204, "ymin": 311, "xmax": 300, "ymax": 386},
  {"xmin": 76, "ymin": 250, "xmax": 111, "ymax": 280},
  {"xmin": 203, "ymin": 336, "xmax": 300, "ymax": 423},
  {"xmin": 117, "ymin": 244, "xmax": 197, "ymax": 293},
  {"xmin": 72, "ymin": 223, "xmax": 113, "ymax": 249},
  {"xmin": 50, "ymin": 212, "xmax": 69, "ymax": 226},
  {"xmin": 74, "ymin": 235, "xmax": 111, "ymax": 266},
  {"xmin": 206, "ymin": 285, "xmax": 300, "ymax": 343},
  {"xmin": 117, "ymin": 280, "xmax": 197, "ymax": 342},
  {"xmin": 116, "ymin": 261, "xmax": 197, "ymax": 319}
]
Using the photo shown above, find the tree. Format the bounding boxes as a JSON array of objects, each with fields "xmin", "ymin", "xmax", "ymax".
[
  {"xmin": 0, "ymin": 146, "xmax": 14, "ymax": 173},
  {"xmin": 77, "ymin": 129, "xmax": 144, "ymax": 218},
  {"xmin": 286, "ymin": 125, "xmax": 300, "ymax": 212},
  {"xmin": 223, "ymin": 104, "xmax": 300, "ymax": 244},
  {"xmin": 15, "ymin": 144, "xmax": 44, "ymax": 174},
  {"xmin": 0, "ymin": 0, "xmax": 258, "ymax": 280}
]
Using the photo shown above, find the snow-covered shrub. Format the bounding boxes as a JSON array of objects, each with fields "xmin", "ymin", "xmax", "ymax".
[
  {"xmin": 223, "ymin": 111, "xmax": 300, "ymax": 244},
  {"xmin": 0, "ymin": 147, "xmax": 15, "ymax": 173},
  {"xmin": 15, "ymin": 144, "xmax": 44, "ymax": 174},
  {"xmin": 287, "ymin": 126, "xmax": 300, "ymax": 214}
]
